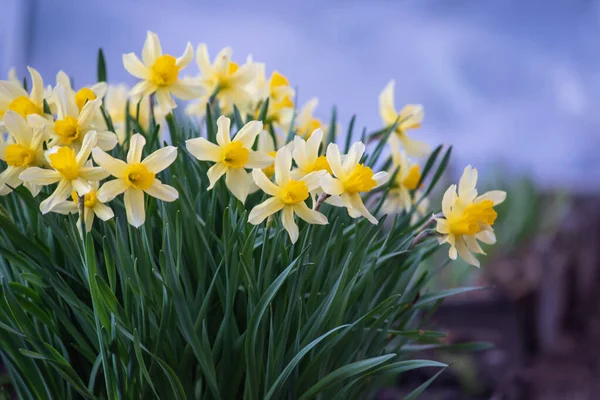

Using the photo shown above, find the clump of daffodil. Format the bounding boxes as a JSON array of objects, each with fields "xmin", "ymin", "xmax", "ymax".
[
  {"xmin": 435, "ymin": 165, "xmax": 506, "ymax": 267},
  {"xmin": 19, "ymin": 132, "xmax": 110, "ymax": 214},
  {"xmin": 123, "ymin": 31, "xmax": 203, "ymax": 111},
  {"xmin": 92, "ymin": 134, "xmax": 178, "ymax": 228},
  {"xmin": 50, "ymin": 181, "xmax": 114, "ymax": 234},
  {"xmin": 248, "ymin": 147, "xmax": 328, "ymax": 243},
  {"xmin": 320, "ymin": 142, "xmax": 388, "ymax": 224},
  {"xmin": 379, "ymin": 80, "xmax": 430, "ymax": 157},
  {"xmin": 0, "ymin": 111, "xmax": 47, "ymax": 196},
  {"xmin": 0, "ymin": 67, "xmax": 47, "ymax": 126},
  {"xmin": 291, "ymin": 128, "xmax": 331, "ymax": 180},
  {"xmin": 185, "ymin": 116, "xmax": 272, "ymax": 203},
  {"xmin": 30, "ymin": 84, "xmax": 117, "ymax": 151},
  {"xmin": 186, "ymin": 44, "xmax": 258, "ymax": 116}
]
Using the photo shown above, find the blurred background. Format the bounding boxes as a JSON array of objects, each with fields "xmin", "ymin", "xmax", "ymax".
[{"xmin": 2, "ymin": 0, "xmax": 600, "ymax": 398}]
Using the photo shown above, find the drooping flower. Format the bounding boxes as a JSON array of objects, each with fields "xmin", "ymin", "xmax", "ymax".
[
  {"xmin": 19, "ymin": 132, "xmax": 109, "ymax": 214},
  {"xmin": 249, "ymin": 147, "xmax": 328, "ymax": 243},
  {"xmin": 186, "ymin": 44, "xmax": 258, "ymax": 116},
  {"xmin": 320, "ymin": 142, "xmax": 388, "ymax": 224},
  {"xmin": 92, "ymin": 134, "xmax": 178, "ymax": 228},
  {"xmin": 31, "ymin": 84, "xmax": 117, "ymax": 151},
  {"xmin": 0, "ymin": 67, "xmax": 47, "ymax": 125},
  {"xmin": 185, "ymin": 116, "xmax": 272, "ymax": 203},
  {"xmin": 0, "ymin": 111, "xmax": 47, "ymax": 196},
  {"xmin": 50, "ymin": 180, "xmax": 114, "ymax": 233},
  {"xmin": 435, "ymin": 165, "xmax": 506, "ymax": 267},
  {"xmin": 291, "ymin": 129, "xmax": 331, "ymax": 180},
  {"xmin": 379, "ymin": 80, "xmax": 430, "ymax": 157},
  {"xmin": 123, "ymin": 31, "xmax": 203, "ymax": 111},
  {"xmin": 381, "ymin": 148, "xmax": 423, "ymax": 215}
]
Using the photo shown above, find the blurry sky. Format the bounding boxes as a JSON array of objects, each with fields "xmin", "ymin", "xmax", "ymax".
[{"xmin": 2, "ymin": 0, "xmax": 599, "ymax": 191}]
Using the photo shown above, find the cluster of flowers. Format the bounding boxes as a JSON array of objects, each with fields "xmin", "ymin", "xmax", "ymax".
[{"xmin": 0, "ymin": 31, "xmax": 505, "ymax": 267}]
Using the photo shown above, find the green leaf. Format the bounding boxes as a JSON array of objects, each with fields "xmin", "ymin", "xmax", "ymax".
[
  {"xmin": 403, "ymin": 366, "xmax": 447, "ymax": 400},
  {"xmin": 97, "ymin": 48, "xmax": 107, "ymax": 82}
]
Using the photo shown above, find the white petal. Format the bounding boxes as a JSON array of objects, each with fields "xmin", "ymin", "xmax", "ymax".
[
  {"xmin": 169, "ymin": 80, "xmax": 205, "ymax": 100},
  {"xmin": 97, "ymin": 179, "xmax": 128, "ymax": 202},
  {"xmin": 373, "ymin": 171, "xmax": 389, "ymax": 188},
  {"xmin": 458, "ymin": 165, "xmax": 478, "ymax": 199},
  {"xmin": 142, "ymin": 146, "xmax": 177, "ymax": 173},
  {"xmin": 206, "ymin": 163, "xmax": 227, "ymax": 190},
  {"xmin": 441, "ymin": 184, "xmax": 457, "ymax": 218},
  {"xmin": 155, "ymin": 88, "xmax": 177, "ymax": 111},
  {"xmin": 225, "ymin": 168, "xmax": 251, "ymax": 203},
  {"xmin": 76, "ymin": 131, "xmax": 98, "ymax": 166},
  {"xmin": 77, "ymin": 98, "xmax": 102, "ymax": 130},
  {"xmin": 123, "ymin": 53, "xmax": 150, "ymax": 79},
  {"xmin": 274, "ymin": 147, "xmax": 292, "ymax": 186},
  {"xmin": 124, "ymin": 188, "xmax": 146, "ymax": 228},
  {"xmin": 95, "ymin": 131, "xmax": 118, "ymax": 151},
  {"xmin": 129, "ymin": 80, "xmax": 155, "ymax": 97},
  {"xmin": 195, "ymin": 43, "xmax": 212, "ymax": 76},
  {"xmin": 92, "ymin": 148, "xmax": 128, "ymax": 177},
  {"xmin": 476, "ymin": 190, "xmax": 506, "ymax": 206},
  {"xmin": 379, "ymin": 80, "xmax": 397, "ymax": 124},
  {"xmin": 93, "ymin": 202, "xmax": 114, "ymax": 221},
  {"xmin": 216, "ymin": 116, "xmax": 231, "ymax": 146},
  {"xmin": 464, "ymin": 234, "xmax": 486, "ymax": 255},
  {"xmin": 72, "ymin": 178, "xmax": 92, "ymax": 196},
  {"xmin": 246, "ymin": 151, "xmax": 273, "ymax": 169},
  {"xmin": 79, "ymin": 167, "xmax": 109, "ymax": 182},
  {"xmin": 325, "ymin": 143, "xmax": 345, "ymax": 179},
  {"xmin": 83, "ymin": 207, "xmax": 95, "ymax": 232},
  {"xmin": 127, "ymin": 134, "xmax": 146, "ymax": 164},
  {"xmin": 252, "ymin": 169, "xmax": 281, "ymax": 196},
  {"xmin": 50, "ymin": 201, "xmax": 78, "ymax": 215},
  {"xmin": 281, "ymin": 206, "xmax": 299, "ymax": 243},
  {"xmin": 306, "ymin": 129, "xmax": 323, "ymax": 158},
  {"xmin": 248, "ymin": 197, "xmax": 284, "ymax": 225},
  {"xmin": 399, "ymin": 135, "xmax": 431, "ymax": 158},
  {"xmin": 475, "ymin": 230, "xmax": 496, "ymax": 245},
  {"xmin": 18, "ymin": 168, "xmax": 61, "ymax": 185},
  {"xmin": 342, "ymin": 142, "xmax": 365, "ymax": 172},
  {"xmin": 436, "ymin": 218, "xmax": 450, "ymax": 234},
  {"xmin": 145, "ymin": 180, "xmax": 178, "ymax": 202},
  {"xmin": 142, "ymin": 31, "xmax": 162, "ymax": 66},
  {"xmin": 176, "ymin": 42, "xmax": 194, "ymax": 68},
  {"xmin": 348, "ymin": 193, "xmax": 378, "ymax": 224},
  {"xmin": 27, "ymin": 67, "xmax": 44, "ymax": 105},
  {"xmin": 40, "ymin": 179, "xmax": 72, "ymax": 214},
  {"xmin": 186, "ymin": 137, "xmax": 221, "ymax": 162},
  {"xmin": 320, "ymin": 175, "xmax": 344, "ymax": 196},
  {"xmin": 293, "ymin": 202, "xmax": 327, "ymax": 225},
  {"xmin": 3, "ymin": 111, "xmax": 32, "ymax": 145},
  {"xmin": 233, "ymin": 120, "xmax": 263, "ymax": 148},
  {"xmin": 455, "ymin": 236, "xmax": 480, "ymax": 267},
  {"xmin": 300, "ymin": 171, "xmax": 326, "ymax": 191}
]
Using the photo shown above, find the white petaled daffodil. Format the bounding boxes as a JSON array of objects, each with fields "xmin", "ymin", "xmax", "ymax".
[
  {"xmin": 249, "ymin": 147, "xmax": 328, "ymax": 243},
  {"xmin": 123, "ymin": 31, "xmax": 203, "ymax": 111},
  {"xmin": 19, "ymin": 132, "xmax": 110, "ymax": 214},
  {"xmin": 92, "ymin": 134, "xmax": 178, "ymax": 228},
  {"xmin": 379, "ymin": 80, "xmax": 430, "ymax": 157},
  {"xmin": 320, "ymin": 142, "xmax": 388, "ymax": 224},
  {"xmin": 50, "ymin": 180, "xmax": 114, "ymax": 234},
  {"xmin": 293, "ymin": 98, "xmax": 324, "ymax": 139},
  {"xmin": 291, "ymin": 129, "xmax": 331, "ymax": 180},
  {"xmin": 30, "ymin": 84, "xmax": 118, "ymax": 151},
  {"xmin": 7, "ymin": 68, "xmax": 19, "ymax": 83},
  {"xmin": 0, "ymin": 111, "xmax": 47, "ymax": 196},
  {"xmin": 435, "ymin": 165, "xmax": 506, "ymax": 267},
  {"xmin": 263, "ymin": 71, "xmax": 295, "ymax": 128},
  {"xmin": 0, "ymin": 67, "xmax": 47, "ymax": 126},
  {"xmin": 256, "ymin": 130, "xmax": 278, "ymax": 179},
  {"xmin": 185, "ymin": 116, "xmax": 272, "ymax": 203},
  {"xmin": 381, "ymin": 147, "xmax": 423, "ymax": 215},
  {"xmin": 186, "ymin": 44, "xmax": 258, "ymax": 116},
  {"xmin": 53, "ymin": 70, "xmax": 108, "ymax": 112}
]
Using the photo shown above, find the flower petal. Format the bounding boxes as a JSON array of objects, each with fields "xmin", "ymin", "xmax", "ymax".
[
  {"xmin": 216, "ymin": 116, "xmax": 231, "ymax": 146},
  {"xmin": 92, "ymin": 148, "xmax": 128, "ymax": 177},
  {"xmin": 464, "ymin": 234, "xmax": 486, "ymax": 255},
  {"xmin": 293, "ymin": 202, "xmax": 327, "ymax": 225},
  {"xmin": 246, "ymin": 151, "xmax": 273, "ymax": 169},
  {"xmin": 169, "ymin": 79, "xmax": 205, "ymax": 100},
  {"xmin": 455, "ymin": 236, "xmax": 480, "ymax": 267},
  {"xmin": 129, "ymin": 80, "xmax": 155, "ymax": 97},
  {"xmin": 379, "ymin": 80, "xmax": 397, "ymax": 124},
  {"xmin": 3, "ymin": 111, "xmax": 32, "ymax": 145},
  {"xmin": 441, "ymin": 184, "xmax": 457, "ymax": 218},
  {"xmin": 476, "ymin": 190, "xmax": 506, "ymax": 206},
  {"xmin": 399, "ymin": 135, "xmax": 431, "ymax": 158},
  {"xmin": 155, "ymin": 88, "xmax": 177, "ymax": 111},
  {"xmin": 72, "ymin": 178, "xmax": 92, "ymax": 196},
  {"xmin": 124, "ymin": 188, "xmax": 146, "ymax": 228},
  {"xmin": 50, "ymin": 201, "xmax": 78, "ymax": 215},
  {"xmin": 80, "ymin": 167, "xmax": 110, "ymax": 181},
  {"xmin": 76, "ymin": 131, "xmax": 98, "ymax": 166},
  {"xmin": 77, "ymin": 98, "xmax": 102, "ymax": 130},
  {"xmin": 144, "ymin": 180, "xmax": 178, "ymax": 202},
  {"xmin": 281, "ymin": 206, "xmax": 299, "ymax": 243},
  {"xmin": 40, "ymin": 179, "xmax": 72, "ymax": 214},
  {"xmin": 225, "ymin": 168, "xmax": 251, "ymax": 203},
  {"xmin": 142, "ymin": 146, "xmax": 177, "ymax": 173},
  {"xmin": 176, "ymin": 42, "xmax": 194, "ymax": 68},
  {"xmin": 123, "ymin": 53, "xmax": 150, "ymax": 79},
  {"xmin": 142, "ymin": 31, "xmax": 162, "ymax": 66},
  {"xmin": 436, "ymin": 218, "xmax": 450, "ymax": 234},
  {"xmin": 234, "ymin": 120, "xmax": 263, "ymax": 148},
  {"xmin": 342, "ymin": 142, "xmax": 365, "ymax": 172},
  {"xmin": 127, "ymin": 134, "xmax": 146, "ymax": 164},
  {"xmin": 195, "ymin": 43, "xmax": 212, "ymax": 76},
  {"xmin": 97, "ymin": 179, "xmax": 128, "ymax": 202},
  {"xmin": 206, "ymin": 163, "xmax": 227, "ymax": 190},
  {"xmin": 95, "ymin": 131, "xmax": 118, "ymax": 151},
  {"xmin": 93, "ymin": 202, "xmax": 114, "ymax": 221},
  {"xmin": 475, "ymin": 230, "xmax": 496, "ymax": 245},
  {"xmin": 248, "ymin": 197, "xmax": 284, "ymax": 225},
  {"xmin": 19, "ymin": 168, "xmax": 61, "ymax": 185},
  {"xmin": 251, "ymin": 169, "xmax": 281, "ymax": 196},
  {"xmin": 458, "ymin": 165, "xmax": 478, "ymax": 200},
  {"xmin": 320, "ymin": 175, "xmax": 344, "ymax": 196},
  {"xmin": 373, "ymin": 171, "xmax": 389, "ymax": 188},
  {"xmin": 348, "ymin": 193, "xmax": 378, "ymax": 224},
  {"xmin": 274, "ymin": 147, "xmax": 292, "ymax": 186},
  {"xmin": 300, "ymin": 171, "xmax": 326, "ymax": 191},
  {"xmin": 325, "ymin": 143, "xmax": 345, "ymax": 179},
  {"xmin": 186, "ymin": 137, "xmax": 221, "ymax": 162},
  {"xmin": 28, "ymin": 67, "xmax": 44, "ymax": 105}
]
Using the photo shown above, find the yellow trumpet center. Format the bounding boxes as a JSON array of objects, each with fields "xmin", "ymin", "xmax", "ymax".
[
  {"xmin": 5, "ymin": 144, "xmax": 36, "ymax": 167},
  {"xmin": 279, "ymin": 179, "xmax": 309, "ymax": 205},
  {"xmin": 262, "ymin": 151, "xmax": 277, "ymax": 178},
  {"xmin": 49, "ymin": 147, "xmax": 80, "ymax": 180},
  {"xmin": 269, "ymin": 71, "xmax": 289, "ymax": 92},
  {"xmin": 221, "ymin": 141, "xmax": 249, "ymax": 168},
  {"xmin": 150, "ymin": 55, "xmax": 179, "ymax": 87},
  {"xmin": 8, "ymin": 96, "xmax": 42, "ymax": 118},
  {"xmin": 75, "ymin": 88, "xmax": 97, "ymax": 111},
  {"xmin": 401, "ymin": 165, "xmax": 422, "ymax": 190},
  {"xmin": 343, "ymin": 164, "xmax": 376, "ymax": 194},
  {"xmin": 54, "ymin": 116, "xmax": 81, "ymax": 145},
  {"xmin": 447, "ymin": 200, "xmax": 497, "ymax": 236},
  {"xmin": 303, "ymin": 118, "xmax": 323, "ymax": 138},
  {"xmin": 71, "ymin": 189, "xmax": 98, "ymax": 208},
  {"xmin": 305, "ymin": 155, "xmax": 332, "ymax": 174},
  {"xmin": 124, "ymin": 163, "xmax": 155, "ymax": 190}
]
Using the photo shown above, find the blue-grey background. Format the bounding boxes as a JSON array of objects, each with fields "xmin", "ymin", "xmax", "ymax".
[{"xmin": 2, "ymin": 0, "xmax": 599, "ymax": 191}]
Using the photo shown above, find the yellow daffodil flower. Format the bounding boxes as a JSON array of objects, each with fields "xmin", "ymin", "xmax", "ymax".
[
  {"xmin": 0, "ymin": 111, "xmax": 47, "ymax": 196},
  {"xmin": 263, "ymin": 71, "xmax": 295, "ymax": 127},
  {"xmin": 256, "ymin": 130, "xmax": 278, "ymax": 179},
  {"xmin": 435, "ymin": 165, "xmax": 506, "ymax": 267},
  {"xmin": 320, "ymin": 142, "xmax": 388, "ymax": 224},
  {"xmin": 248, "ymin": 147, "xmax": 328, "ymax": 243},
  {"xmin": 291, "ymin": 129, "xmax": 331, "ymax": 180},
  {"xmin": 293, "ymin": 98, "xmax": 325, "ymax": 139},
  {"xmin": 19, "ymin": 132, "xmax": 110, "ymax": 214},
  {"xmin": 50, "ymin": 180, "xmax": 114, "ymax": 234},
  {"xmin": 185, "ymin": 116, "xmax": 272, "ymax": 203},
  {"xmin": 379, "ymin": 80, "xmax": 430, "ymax": 157},
  {"xmin": 0, "ymin": 67, "xmax": 46, "ymax": 125},
  {"xmin": 92, "ymin": 134, "xmax": 178, "ymax": 228},
  {"xmin": 381, "ymin": 148, "xmax": 423, "ymax": 215},
  {"xmin": 53, "ymin": 70, "xmax": 107, "ymax": 112},
  {"xmin": 186, "ymin": 44, "xmax": 258, "ymax": 116},
  {"xmin": 123, "ymin": 31, "xmax": 203, "ymax": 111}
]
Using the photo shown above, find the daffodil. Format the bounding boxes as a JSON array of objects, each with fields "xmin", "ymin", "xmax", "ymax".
[
  {"xmin": 50, "ymin": 181, "xmax": 114, "ymax": 233},
  {"xmin": 379, "ymin": 80, "xmax": 430, "ymax": 157},
  {"xmin": 293, "ymin": 98, "xmax": 325, "ymax": 139},
  {"xmin": 185, "ymin": 116, "xmax": 272, "ymax": 203},
  {"xmin": 186, "ymin": 44, "xmax": 258, "ymax": 116},
  {"xmin": 31, "ymin": 84, "xmax": 117, "ymax": 151},
  {"xmin": 7, "ymin": 68, "xmax": 19, "ymax": 84},
  {"xmin": 19, "ymin": 132, "xmax": 110, "ymax": 214},
  {"xmin": 0, "ymin": 67, "xmax": 46, "ymax": 125},
  {"xmin": 320, "ymin": 142, "xmax": 388, "ymax": 224},
  {"xmin": 92, "ymin": 134, "xmax": 178, "ymax": 228},
  {"xmin": 123, "ymin": 31, "xmax": 203, "ymax": 111},
  {"xmin": 0, "ymin": 111, "xmax": 47, "ymax": 196},
  {"xmin": 53, "ymin": 70, "xmax": 107, "ymax": 112},
  {"xmin": 291, "ymin": 129, "xmax": 331, "ymax": 180},
  {"xmin": 257, "ymin": 130, "xmax": 278, "ymax": 179},
  {"xmin": 435, "ymin": 165, "xmax": 506, "ymax": 267},
  {"xmin": 263, "ymin": 71, "xmax": 295, "ymax": 127},
  {"xmin": 249, "ymin": 147, "xmax": 328, "ymax": 243},
  {"xmin": 380, "ymin": 148, "xmax": 423, "ymax": 215}
]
